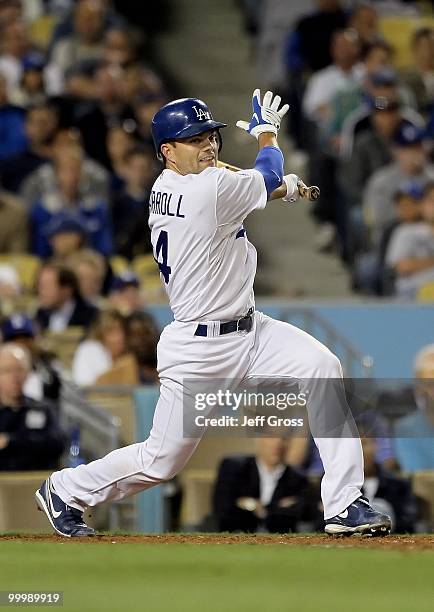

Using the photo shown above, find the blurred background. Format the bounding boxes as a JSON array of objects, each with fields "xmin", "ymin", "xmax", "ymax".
[{"xmin": 0, "ymin": 0, "xmax": 433, "ymax": 536}]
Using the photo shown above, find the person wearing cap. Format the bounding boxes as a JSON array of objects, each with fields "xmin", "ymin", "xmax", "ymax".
[
  {"xmin": 9, "ymin": 53, "xmax": 47, "ymax": 109},
  {"xmin": 364, "ymin": 124, "xmax": 434, "ymax": 243},
  {"xmin": 29, "ymin": 143, "xmax": 113, "ymax": 258},
  {"xmin": 353, "ymin": 182, "xmax": 424, "ymax": 295},
  {"xmin": 1, "ymin": 314, "xmax": 64, "ymax": 403},
  {"xmin": 108, "ymin": 271, "xmax": 143, "ymax": 316},
  {"xmin": 340, "ymin": 95, "xmax": 404, "ymax": 213},
  {"xmin": 339, "ymin": 67, "xmax": 423, "ymax": 160},
  {"xmin": 46, "ymin": 214, "xmax": 88, "ymax": 260},
  {"xmin": 385, "ymin": 181, "xmax": 434, "ymax": 298}
]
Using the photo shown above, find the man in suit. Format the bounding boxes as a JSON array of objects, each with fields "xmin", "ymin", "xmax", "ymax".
[
  {"xmin": 35, "ymin": 262, "xmax": 98, "ymax": 332},
  {"xmin": 213, "ymin": 436, "xmax": 319, "ymax": 533}
]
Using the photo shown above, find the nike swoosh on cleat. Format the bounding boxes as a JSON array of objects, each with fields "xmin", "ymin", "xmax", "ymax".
[
  {"xmin": 337, "ymin": 509, "xmax": 349, "ymax": 519},
  {"xmin": 47, "ymin": 480, "xmax": 62, "ymax": 519}
]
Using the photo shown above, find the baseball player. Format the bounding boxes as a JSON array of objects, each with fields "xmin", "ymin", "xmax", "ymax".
[{"xmin": 36, "ymin": 90, "xmax": 391, "ymax": 537}]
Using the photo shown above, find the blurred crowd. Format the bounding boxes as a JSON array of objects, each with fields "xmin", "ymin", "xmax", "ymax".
[
  {"xmin": 239, "ymin": 0, "xmax": 434, "ymax": 298},
  {"xmin": 0, "ymin": 0, "xmax": 169, "ymax": 306},
  {"xmin": 0, "ymin": 0, "xmax": 167, "ymax": 474}
]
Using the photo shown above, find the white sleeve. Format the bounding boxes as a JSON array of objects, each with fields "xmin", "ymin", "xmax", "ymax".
[
  {"xmin": 302, "ymin": 73, "xmax": 326, "ymax": 119},
  {"xmin": 385, "ymin": 226, "xmax": 413, "ymax": 267},
  {"xmin": 72, "ymin": 340, "xmax": 112, "ymax": 386},
  {"xmin": 215, "ymin": 168, "xmax": 267, "ymax": 226}
]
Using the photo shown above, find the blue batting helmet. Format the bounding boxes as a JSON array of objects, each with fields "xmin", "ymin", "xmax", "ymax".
[{"xmin": 151, "ymin": 98, "xmax": 227, "ymax": 160}]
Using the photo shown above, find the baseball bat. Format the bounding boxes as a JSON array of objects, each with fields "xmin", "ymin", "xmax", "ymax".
[{"xmin": 217, "ymin": 160, "xmax": 320, "ymax": 201}]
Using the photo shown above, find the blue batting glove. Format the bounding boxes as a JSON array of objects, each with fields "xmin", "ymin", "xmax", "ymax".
[{"xmin": 236, "ymin": 89, "xmax": 289, "ymax": 139}]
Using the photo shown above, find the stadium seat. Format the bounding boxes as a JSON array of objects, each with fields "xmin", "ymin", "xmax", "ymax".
[
  {"xmin": 412, "ymin": 470, "xmax": 434, "ymax": 531},
  {"xmin": 110, "ymin": 255, "xmax": 130, "ymax": 275},
  {"xmin": 416, "ymin": 282, "xmax": 434, "ymax": 302},
  {"xmin": 132, "ymin": 255, "xmax": 161, "ymax": 287},
  {"xmin": 379, "ymin": 16, "xmax": 434, "ymax": 68},
  {"xmin": 85, "ymin": 385, "xmax": 137, "ymax": 445},
  {"xmin": 179, "ymin": 469, "xmax": 215, "ymax": 528},
  {"xmin": 0, "ymin": 472, "xmax": 51, "ymax": 532},
  {"xmin": 42, "ymin": 327, "xmax": 84, "ymax": 369},
  {"xmin": 0, "ymin": 254, "xmax": 40, "ymax": 294}
]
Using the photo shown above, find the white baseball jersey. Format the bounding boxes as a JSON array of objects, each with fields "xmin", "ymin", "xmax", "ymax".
[{"xmin": 149, "ymin": 166, "xmax": 267, "ymax": 322}]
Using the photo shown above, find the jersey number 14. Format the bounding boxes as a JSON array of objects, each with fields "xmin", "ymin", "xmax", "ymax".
[{"xmin": 154, "ymin": 230, "xmax": 172, "ymax": 284}]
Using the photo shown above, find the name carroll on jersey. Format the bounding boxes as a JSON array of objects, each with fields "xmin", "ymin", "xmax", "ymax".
[{"xmin": 149, "ymin": 190, "xmax": 185, "ymax": 218}]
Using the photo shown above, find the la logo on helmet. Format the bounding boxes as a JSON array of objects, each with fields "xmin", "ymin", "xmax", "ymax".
[{"xmin": 192, "ymin": 105, "xmax": 211, "ymax": 121}]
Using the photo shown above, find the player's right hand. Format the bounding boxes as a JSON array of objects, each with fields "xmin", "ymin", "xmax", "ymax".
[{"xmin": 236, "ymin": 89, "xmax": 289, "ymax": 139}]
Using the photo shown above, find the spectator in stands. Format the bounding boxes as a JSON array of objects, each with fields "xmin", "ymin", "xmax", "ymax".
[
  {"xmin": 364, "ymin": 125, "xmax": 434, "ymax": 243},
  {"xmin": 0, "ymin": 102, "xmax": 59, "ymax": 193},
  {"xmin": 112, "ymin": 146, "xmax": 155, "ymax": 259},
  {"xmin": 21, "ymin": 133, "xmax": 109, "ymax": 210},
  {"xmin": 285, "ymin": 0, "xmax": 347, "ymax": 75},
  {"xmin": 121, "ymin": 65, "xmax": 165, "ymax": 109},
  {"xmin": 255, "ymin": 0, "xmax": 313, "ymax": 91},
  {"xmin": 72, "ymin": 309, "xmax": 137, "ymax": 386},
  {"xmin": 102, "ymin": 25, "xmax": 140, "ymax": 67},
  {"xmin": 49, "ymin": 0, "xmax": 121, "ymax": 51},
  {"xmin": 0, "ymin": 264, "xmax": 21, "ymax": 303},
  {"xmin": 134, "ymin": 94, "xmax": 165, "ymax": 148},
  {"xmin": 46, "ymin": 214, "xmax": 88, "ymax": 261},
  {"xmin": 401, "ymin": 27, "xmax": 434, "ymax": 114},
  {"xmin": 0, "ymin": 19, "xmax": 62, "ymax": 96},
  {"xmin": 0, "ymin": 188, "xmax": 28, "ymax": 252},
  {"xmin": 126, "ymin": 311, "xmax": 159, "ymax": 384},
  {"xmin": 36, "ymin": 262, "xmax": 98, "ymax": 332},
  {"xmin": 330, "ymin": 43, "xmax": 395, "ymax": 150},
  {"xmin": 0, "ymin": 343, "xmax": 65, "ymax": 471},
  {"xmin": 347, "ymin": 3, "xmax": 379, "ymax": 55},
  {"xmin": 361, "ymin": 434, "xmax": 417, "ymax": 533},
  {"xmin": 30, "ymin": 143, "xmax": 113, "ymax": 257},
  {"xmin": 303, "ymin": 29, "xmax": 361, "ymax": 135},
  {"xmin": 108, "ymin": 272, "xmax": 142, "ymax": 316},
  {"xmin": 353, "ymin": 182, "xmax": 424, "ymax": 295},
  {"xmin": 213, "ymin": 436, "xmax": 319, "ymax": 533},
  {"xmin": 385, "ymin": 181, "xmax": 434, "ymax": 299},
  {"xmin": 106, "ymin": 124, "xmax": 136, "ymax": 189},
  {"xmin": 339, "ymin": 68, "xmax": 423, "ymax": 160},
  {"xmin": 0, "ymin": 72, "xmax": 26, "ymax": 160},
  {"xmin": 65, "ymin": 248, "xmax": 107, "ymax": 305},
  {"xmin": 394, "ymin": 344, "xmax": 434, "ymax": 472},
  {"xmin": 77, "ymin": 63, "xmax": 136, "ymax": 169},
  {"xmin": 340, "ymin": 94, "xmax": 403, "ymax": 211},
  {"xmin": 9, "ymin": 52, "xmax": 47, "ymax": 108},
  {"xmin": 49, "ymin": 0, "xmax": 106, "ymax": 74},
  {"xmin": 1, "ymin": 314, "xmax": 64, "ymax": 403},
  {"xmin": 0, "ymin": 19, "xmax": 32, "ymax": 92}
]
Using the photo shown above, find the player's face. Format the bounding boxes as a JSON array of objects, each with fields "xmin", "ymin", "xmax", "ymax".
[{"xmin": 163, "ymin": 130, "xmax": 219, "ymax": 175}]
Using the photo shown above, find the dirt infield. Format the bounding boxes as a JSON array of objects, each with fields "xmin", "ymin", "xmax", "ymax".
[{"xmin": 1, "ymin": 533, "xmax": 433, "ymax": 551}]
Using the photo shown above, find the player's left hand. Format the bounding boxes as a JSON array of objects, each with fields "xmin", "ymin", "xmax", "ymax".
[
  {"xmin": 281, "ymin": 174, "xmax": 300, "ymax": 203},
  {"xmin": 236, "ymin": 89, "xmax": 289, "ymax": 139}
]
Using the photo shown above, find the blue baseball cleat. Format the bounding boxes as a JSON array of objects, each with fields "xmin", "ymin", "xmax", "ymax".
[
  {"xmin": 35, "ymin": 477, "xmax": 95, "ymax": 538},
  {"xmin": 325, "ymin": 496, "xmax": 391, "ymax": 536}
]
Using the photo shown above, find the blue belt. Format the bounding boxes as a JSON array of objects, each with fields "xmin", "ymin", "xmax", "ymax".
[{"xmin": 194, "ymin": 308, "xmax": 254, "ymax": 337}]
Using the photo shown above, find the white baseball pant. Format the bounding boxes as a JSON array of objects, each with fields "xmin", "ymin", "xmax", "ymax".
[{"xmin": 52, "ymin": 312, "xmax": 363, "ymax": 519}]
